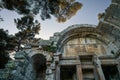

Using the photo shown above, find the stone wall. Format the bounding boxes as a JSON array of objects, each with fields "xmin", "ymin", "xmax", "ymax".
[
  {"xmin": 117, "ymin": 55, "xmax": 120, "ymax": 74},
  {"xmin": 97, "ymin": 0, "xmax": 120, "ymax": 53},
  {"xmin": 12, "ymin": 51, "xmax": 35, "ymax": 80},
  {"xmin": 0, "ymin": 60, "xmax": 14, "ymax": 80},
  {"xmin": 11, "ymin": 49, "xmax": 55, "ymax": 80}
]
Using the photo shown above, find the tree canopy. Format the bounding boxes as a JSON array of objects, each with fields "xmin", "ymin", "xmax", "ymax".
[
  {"xmin": 0, "ymin": 0, "xmax": 82, "ymax": 22},
  {"xmin": 14, "ymin": 15, "xmax": 40, "ymax": 51},
  {"xmin": 0, "ymin": 0, "xmax": 82, "ymax": 68},
  {"xmin": 0, "ymin": 29, "xmax": 16, "ymax": 68}
]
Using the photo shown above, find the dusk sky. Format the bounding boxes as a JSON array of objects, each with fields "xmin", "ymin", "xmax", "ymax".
[{"xmin": 0, "ymin": 0, "xmax": 111, "ymax": 39}]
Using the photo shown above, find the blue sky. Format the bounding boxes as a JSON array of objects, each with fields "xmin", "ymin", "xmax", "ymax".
[{"xmin": 0, "ymin": 0, "xmax": 111, "ymax": 39}]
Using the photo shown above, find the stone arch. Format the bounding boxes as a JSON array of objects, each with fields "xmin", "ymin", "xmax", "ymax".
[
  {"xmin": 57, "ymin": 24, "xmax": 110, "ymax": 54},
  {"xmin": 27, "ymin": 49, "xmax": 46, "ymax": 58},
  {"xmin": 31, "ymin": 53, "xmax": 47, "ymax": 80}
]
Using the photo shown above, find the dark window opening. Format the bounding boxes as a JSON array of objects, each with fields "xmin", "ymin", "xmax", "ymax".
[
  {"xmin": 60, "ymin": 66, "xmax": 76, "ymax": 80},
  {"xmin": 82, "ymin": 69, "xmax": 95, "ymax": 80},
  {"xmin": 102, "ymin": 65, "xmax": 120, "ymax": 80}
]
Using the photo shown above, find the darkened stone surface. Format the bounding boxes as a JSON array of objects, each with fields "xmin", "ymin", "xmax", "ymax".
[
  {"xmin": 98, "ymin": 0, "xmax": 120, "ymax": 50},
  {"xmin": 98, "ymin": 22, "xmax": 120, "ymax": 41},
  {"xmin": 104, "ymin": 4, "xmax": 120, "ymax": 27},
  {"xmin": 112, "ymin": 0, "xmax": 120, "ymax": 4}
]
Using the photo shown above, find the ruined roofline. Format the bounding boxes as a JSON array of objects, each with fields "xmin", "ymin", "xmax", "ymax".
[{"xmin": 60, "ymin": 24, "xmax": 97, "ymax": 36}]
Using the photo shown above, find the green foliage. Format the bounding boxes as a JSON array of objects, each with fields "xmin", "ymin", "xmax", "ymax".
[
  {"xmin": 42, "ymin": 45, "xmax": 56, "ymax": 53},
  {"xmin": 49, "ymin": 0, "xmax": 82, "ymax": 22},
  {"xmin": 0, "ymin": 16, "xmax": 3, "ymax": 22},
  {"xmin": 0, "ymin": 0, "xmax": 82, "ymax": 68},
  {"xmin": 14, "ymin": 15, "xmax": 40, "ymax": 51},
  {"xmin": 0, "ymin": 29, "xmax": 16, "ymax": 69},
  {"xmin": 1, "ymin": 0, "xmax": 82, "ymax": 22},
  {"xmin": 98, "ymin": 13, "xmax": 105, "ymax": 20},
  {"xmin": 0, "ymin": 29, "xmax": 16, "ymax": 50},
  {"xmin": 1, "ymin": 0, "xmax": 29, "ymax": 14}
]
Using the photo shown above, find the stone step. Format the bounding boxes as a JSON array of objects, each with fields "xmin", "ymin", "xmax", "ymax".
[
  {"xmin": 83, "ymin": 73, "xmax": 95, "ymax": 79},
  {"xmin": 81, "ymin": 62, "xmax": 93, "ymax": 65},
  {"xmin": 82, "ymin": 64, "xmax": 94, "ymax": 69}
]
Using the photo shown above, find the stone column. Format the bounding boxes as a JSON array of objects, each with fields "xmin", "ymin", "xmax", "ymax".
[
  {"xmin": 94, "ymin": 56, "xmax": 105, "ymax": 80},
  {"xmin": 117, "ymin": 55, "xmax": 120, "ymax": 75},
  {"xmin": 56, "ymin": 65, "xmax": 60, "ymax": 80},
  {"xmin": 76, "ymin": 65, "xmax": 83, "ymax": 80}
]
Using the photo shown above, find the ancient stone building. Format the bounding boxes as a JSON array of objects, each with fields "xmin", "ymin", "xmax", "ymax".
[
  {"xmin": 54, "ymin": 24, "xmax": 120, "ymax": 80},
  {"xmin": 0, "ymin": 0, "xmax": 120, "ymax": 80},
  {"xmin": 51, "ymin": 0, "xmax": 120, "ymax": 79}
]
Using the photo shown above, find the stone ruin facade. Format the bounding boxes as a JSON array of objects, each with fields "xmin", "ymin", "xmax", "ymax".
[{"xmin": 0, "ymin": 0, "xmax": 120, "ymax": 80}]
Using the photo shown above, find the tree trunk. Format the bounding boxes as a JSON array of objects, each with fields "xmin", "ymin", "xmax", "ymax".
[{"xmin": 17, "ymin": 39, "xmax": 21, "ymax": 51}]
